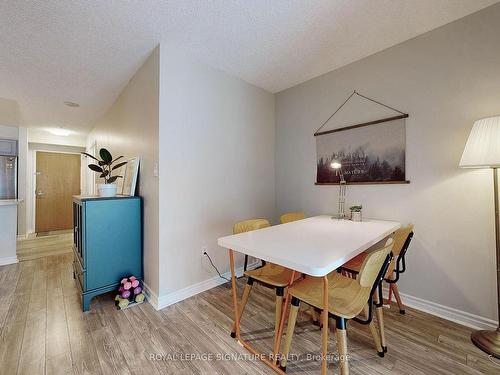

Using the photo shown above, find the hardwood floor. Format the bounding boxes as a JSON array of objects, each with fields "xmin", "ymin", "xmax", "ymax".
[
  {"xmin": 16, "ymin": 233, "xmax": 73, "ymax": 261},
  {"xmin": 0, "ymin": 251, "xmax": 499, "ymax": 374}
]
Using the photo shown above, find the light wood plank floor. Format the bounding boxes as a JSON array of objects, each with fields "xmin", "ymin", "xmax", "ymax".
[
  {"xmin": 1, "ymin": 253, "xmax": 499, "ymax": 374},
  {"xmin": 16, "ymin": 233, "xmax": 73, "ymax": 261}
]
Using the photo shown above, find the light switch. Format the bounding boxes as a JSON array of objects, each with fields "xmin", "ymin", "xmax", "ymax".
[{"xmin": 153, "ymin": 162, "xmax": 159, "ymax": 177}]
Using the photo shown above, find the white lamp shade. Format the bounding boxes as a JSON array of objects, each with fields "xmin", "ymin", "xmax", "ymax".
[{"xmin": 460, "ymin": 116, "xmax": 500, "ymax": 168}]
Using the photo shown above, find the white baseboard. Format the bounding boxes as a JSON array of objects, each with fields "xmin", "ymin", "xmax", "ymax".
[
  {"xmin": 0, "ymin": 256, "xmax": 19, "ymax": 266},
  {"xmin": 142, "ymin": 282, "xmax": 160, "ymax": 309},
  {"xmin": 382, "ymin": 287, "xmax": 498, "ymax": 330},
  {"xmin": 144, "ymin": 261, "xmax": 259, "ymax": 311}
]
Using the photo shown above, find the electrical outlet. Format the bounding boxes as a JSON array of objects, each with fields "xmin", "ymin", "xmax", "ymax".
[{"xmin": 201, "ymin": 246, "xmax": 208, "ymax": 257}]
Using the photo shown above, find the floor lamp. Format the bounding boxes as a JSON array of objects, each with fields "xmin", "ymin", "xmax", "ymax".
[{"xmin": 460, "ymin": 115, "xmax": 500, "ymax": 358}]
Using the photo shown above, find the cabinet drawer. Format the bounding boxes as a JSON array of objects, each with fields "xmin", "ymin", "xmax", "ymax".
[
  {"xmin": 73, "ymin": 243, "xmax": 84, "ymax": 269},
  {"xmin": 73, "ymin": 255, "xmax": 85, "ymax": 291}
]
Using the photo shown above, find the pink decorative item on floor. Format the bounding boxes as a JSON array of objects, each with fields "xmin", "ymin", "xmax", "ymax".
[{"xmin": 114, "ymin": 275, "xmax": 146, "ymax": 310}]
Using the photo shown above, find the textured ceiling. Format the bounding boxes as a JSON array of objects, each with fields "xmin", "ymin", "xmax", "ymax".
[{"xmin": 0, "ymin": 0, "xmax": 498, "ymax": 133}]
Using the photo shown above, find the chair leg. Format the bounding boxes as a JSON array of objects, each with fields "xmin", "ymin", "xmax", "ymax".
[
  {"xmin": 275, "ymin": 287, "xmax": 285, "ymax": 336},
  {"xmin": 320, "ymin": 310, "xmax": 326, "ymax": 329},
  {"xmin": 311, "ymin": 308, "xmax": 321, "ymax": 326},
  {"xmin": 280, "ymin": 297, "xmax": 300, "ymax": 371},
  {"xmin": 336, "ymin": 317, "xmax": 349, "ymax": 375},
  {"xmin": 386, "ymin": 283, "xmax": 394, "ymax": 305},
  {"xmin": 231, "ymin": 278, "xmax": 254, "ymax": 337},
  {"xmin": 243, "ymin": 254, "xmax": 248, "ymax": 271},
  {"xmin": 363, "ymin": 305, "xmax": 384, "ymax": 357},
  {"xmin": 329, "ymin": 316, "xmax": 336, "ymax": 333},
  {"xmin": 392, "ymin": 283, "xmax": 405, "ymax": 314},
  {"xmin": 374, "ymin": 286, "xmax": 387, "ymax": 353}
]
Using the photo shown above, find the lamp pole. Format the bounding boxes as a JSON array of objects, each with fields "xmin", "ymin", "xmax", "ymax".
[
  {"xmin": 330, "ymin": 161, "xmax": 347, "ymax": 219},
  {"xmin": 338, "ymin": 169, "xmax": 346, "ymax": 219},
  {"xmin": 471, "ymin": 167, "xmax": 500, "ymax": 358}
]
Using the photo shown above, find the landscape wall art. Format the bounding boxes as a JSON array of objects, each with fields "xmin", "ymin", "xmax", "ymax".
[{"xmin": 316, "ymin": 118, "xmax": 406, "ymax": 184}]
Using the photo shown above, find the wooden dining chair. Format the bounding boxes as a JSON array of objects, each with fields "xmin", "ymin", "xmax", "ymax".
[
  {"xmin": 280, "ymin": 212, "xmax": 306, "ymax": 224},
  {"xmin": 235, "ymin": 219, "xmax": 271, "ymax": 272},
  {"xmin": 342, "ymin": 224, "xmax": 414, "ymax": 314},
  {"xmin": 231, "ymin": 219, "xmax": 299, "ymax": 338},
  {"xmin": 280, "ymin": 238, "xmax": 394, "ymax": 372}
]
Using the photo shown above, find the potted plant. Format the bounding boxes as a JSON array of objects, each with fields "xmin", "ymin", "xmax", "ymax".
[
  {"xmin": 350, "ymin": 205, "xmax": 363, "ymax": 222},
  {"xmin": 82, "ymin": 148, "xmax": 127, "ymax": 197}
]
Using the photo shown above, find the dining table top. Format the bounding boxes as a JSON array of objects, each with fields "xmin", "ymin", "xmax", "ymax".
[{"xmin": 218, "ymin": 215, "xmax": 401, "ymax": 277}]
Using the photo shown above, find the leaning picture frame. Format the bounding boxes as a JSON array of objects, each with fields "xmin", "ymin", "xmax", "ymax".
[{"xmin": 121, "ymin": 157, "xmax": 140, "ymax": 196}]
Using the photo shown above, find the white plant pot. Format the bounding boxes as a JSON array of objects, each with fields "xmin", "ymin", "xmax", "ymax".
[
  {"xmin": 351, "ymin": 211, "xmax": 362, "ymax": 222},
  {"xmin": 98, "ymin": 183, "xmax": 118, "ymax": 197}
]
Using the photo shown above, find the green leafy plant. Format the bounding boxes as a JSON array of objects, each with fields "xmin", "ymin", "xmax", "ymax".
[
  {"xmin": 349, "ymin": 205, "xmax": 362, "ymax": 212},
  {"xmin": 82, "ymin": 148, "xmax": 127, "ymax": 184}
]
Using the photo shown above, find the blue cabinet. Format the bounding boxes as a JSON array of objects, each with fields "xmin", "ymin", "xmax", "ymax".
[{"xmin": 72, "ymin": 195, "xmax": 142, "ymax": 311}]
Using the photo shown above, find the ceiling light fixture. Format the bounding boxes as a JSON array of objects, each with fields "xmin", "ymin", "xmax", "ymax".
[
  {"xmin": 48, "ymin": 128, "xmax": 72, "ymax": 136},
  {"xmin": 64, "ymin": 101, "xmax": 80, "ymax": 107}
]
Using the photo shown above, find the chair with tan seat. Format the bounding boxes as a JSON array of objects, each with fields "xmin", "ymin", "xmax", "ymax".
[
  {"xmin": 342, "ymin": 224, "xmax": 414, "ymax": 315},
  {"xmin": 280, "ymin": 212, "xmax": 306, "ymax": 224},
  {"xmin": 230, "ymin": 219, "xmax": 299, "ymax": 338},
  {"xmin": 280, "ymin": 238, "xmax": 394, "ymax": 373},
  {"xmin": 235, "ymin": 219, "xmax": 271, "ymax": 271},
  {"xmin": 340, "ymin": 224, "xmax": 413, "ymax": 353}
]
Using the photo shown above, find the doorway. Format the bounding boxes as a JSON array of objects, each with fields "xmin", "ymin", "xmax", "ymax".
[{"xmin": 35, "ymin": 151, "xmax": 81, "ymax": 233}]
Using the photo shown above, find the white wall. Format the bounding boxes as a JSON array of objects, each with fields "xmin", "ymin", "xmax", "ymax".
[
  {"xmin": 89, "ymin": 47, "xmax": 160, "ymax": 298},
  {"xmin": 158, "ymin": 48, "xmax": 275, "ymax": 302},
  {"xmin": 275, "ymin": 4, "xmax": 500, "ymax": 322},
  {"xmin": 17, "ymin": 127, "xmax": 28, "ymax": 235},
  {"xmin": 28, "ymin": 128, "xmax": 87, "ymax": 147}
]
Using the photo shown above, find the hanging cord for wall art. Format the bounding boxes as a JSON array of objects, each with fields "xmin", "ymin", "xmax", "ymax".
[
  {"xmin": 314, "ymin": 90, "xmax": 407, "ymax": 135},
  {"xmin": 314, "ymin": 90, "xmax": 356, "ymax": 135},
  {"xmin": 355, "ymin": 91, "xmax": 406, "ymax": 115}
]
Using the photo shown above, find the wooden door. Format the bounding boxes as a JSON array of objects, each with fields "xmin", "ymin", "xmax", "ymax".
[{"xmin": 35, "ymin": 152, "xmax": 81, "ymax": 233}]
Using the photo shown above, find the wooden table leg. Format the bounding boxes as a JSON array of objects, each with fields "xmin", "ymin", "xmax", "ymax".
[
  {"xmin": 322, "ymin": 276, "xmax": 329, "ymax": 375},
  {"xmin": 228, "ymin": 249, "xmax": 242, "ymax": 340},
  {"xmin": 275, "ymin": 288, "xmax": 284, "ymax": 336},
  {"xmin": 226, "ymin": 250, "xmax": 291, "ymax": 375}
]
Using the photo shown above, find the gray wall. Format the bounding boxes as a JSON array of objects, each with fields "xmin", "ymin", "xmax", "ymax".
[
  {"xmin": 158, "ymin": 48, "xmax": 275, "ymax": 298},
  {"xmin": 275, "ymin": 4, "xmax": 500, "ymax": 321}
]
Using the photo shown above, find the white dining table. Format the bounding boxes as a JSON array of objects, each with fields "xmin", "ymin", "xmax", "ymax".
[{"xmin": 217, "ymin": 215, "xmax": 401, "ymax": 375}]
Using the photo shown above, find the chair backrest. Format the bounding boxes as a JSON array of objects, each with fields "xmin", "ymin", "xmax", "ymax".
[
  {"xmin": 233, "ymin": 219, "xmax": 270, "ymax": 234},
  {"xmin": 280, "ymin": 212, "xmax": 305, "ymax": 224},
  {"xmin": 358, "ymin": 238, "xmax": 394, "ymax": 288},
  {"xmin": 386, "ymin": 224, "xmax": 414, "ymax": 275}
]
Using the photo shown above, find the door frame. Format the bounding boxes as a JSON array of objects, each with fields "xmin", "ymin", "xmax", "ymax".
[{"xmin": 27, "ymin": 143, "xmax": 85, "ymax": 235}]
